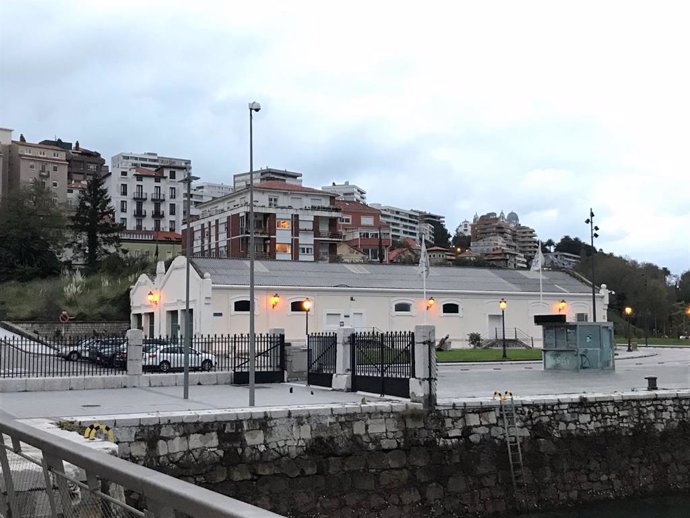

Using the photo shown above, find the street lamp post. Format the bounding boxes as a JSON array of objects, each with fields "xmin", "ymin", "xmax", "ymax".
[
  {"xmin": 625, "ymin": 306, "xmax": 633, "ymax": 352},
  {"xmin": 584, "ymin": 209, "xmax": 599, "ymax": 322},
  {"xmin": 499, "ymin": 298, "xmax": 507, "ymax": 359},
  {"xmin": 303, "ymin": 298, "xmax": 312, "ymax": 335},
  {"xmin": 180, "ymin": 170, "xmax": 200, "ymax": 400},
  {"xmin": 248, "ymin": 101, "xmax": 261, "ymax": 407}
]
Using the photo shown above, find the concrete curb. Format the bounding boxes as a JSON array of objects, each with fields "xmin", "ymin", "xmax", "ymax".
[{"xmin": 0, "ymin": 371, "xmax": 233, "ymax": 393}]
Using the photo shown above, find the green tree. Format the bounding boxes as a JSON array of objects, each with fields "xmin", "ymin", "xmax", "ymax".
[
  {"xmin": 430, "ymin": 220, "xmax": 451, "ymax": 248},
  {"xmin": 71, "ymin": 175, "xmax": 122, "ymax": 273},
  {"xmin": 0, "ymin": 180, "xmax": 67, "ymax": 281},
  {"xmin": 678, "ymin": 270, "xmax": 690, "ymax": 303}
]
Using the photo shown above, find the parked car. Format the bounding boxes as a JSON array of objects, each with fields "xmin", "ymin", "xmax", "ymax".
[
  {"xmin": 62, "ymin": 337, "xmax": 125, "ymax": 362},
  {"xmin": 143, "ymin": 345, "xmax": 216, "ymax": 372},
  {"xmin": 87, "ymin": 338, "xmax": 127, "ymax": 364},
  {"xmin": 96, "ymin": 343, "xmax": 129, "ymax": 368}
]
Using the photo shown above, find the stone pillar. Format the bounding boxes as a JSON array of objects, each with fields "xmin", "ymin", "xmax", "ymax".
[
  {"xmin": 410, "ymin": 325, "xmax": 435, "ymax": 407},
  {"xmin": 126, "ymin": 329, "xmax": 143, "ymax": 387},
  {"xmin": 269, "ymin": 328, "xmax": 286, "ymax": 382},
  {"xmin": 332, "ymin": 326, "xmax": 354, "ymax": 391}
]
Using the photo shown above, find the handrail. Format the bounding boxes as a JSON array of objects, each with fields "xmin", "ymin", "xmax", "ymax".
[{"xmin": 0, "ymin": 414, "xmax": 282, "ymax": 518}]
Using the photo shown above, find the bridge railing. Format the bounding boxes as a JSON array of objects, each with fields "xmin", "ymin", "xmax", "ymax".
[{"xmin": 0, "ymin": 415, "xmax": 282, "ymax": 518}]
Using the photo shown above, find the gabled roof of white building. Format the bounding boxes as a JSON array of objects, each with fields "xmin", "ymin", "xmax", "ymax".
[{"xmin": 190, "ymin": 258, "xmax": 591, "ymax": 294}]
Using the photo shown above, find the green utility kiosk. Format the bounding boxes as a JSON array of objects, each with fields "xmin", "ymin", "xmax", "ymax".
[{"xmin": 535, "ymin": 315, "xmax": 615, "ymax": 371}]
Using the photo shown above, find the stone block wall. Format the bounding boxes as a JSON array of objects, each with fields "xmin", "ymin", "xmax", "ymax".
[
  {"xmin": 97, "ymin": 392, "xmax": 690, "ymax": 517},
  {"xmin": 7, "ymin": 321, "xmax": 129, "ymax": 339}
]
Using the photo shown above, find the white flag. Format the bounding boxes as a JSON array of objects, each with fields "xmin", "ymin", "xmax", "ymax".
[
  {"xmin": 531, "ymin": 241, "xmax": 544, "ymax": 271},
  {"xmin": 417, "ymin": 240, "xmax": 430, "ymax": 278}
]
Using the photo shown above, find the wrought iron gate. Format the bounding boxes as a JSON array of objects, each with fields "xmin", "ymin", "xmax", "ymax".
[
  {"xmin": 307, "ymin": 332, "xmax": 337, "ymax": 387},
  {"xmin": 233, "ymin": 333, "xmax": 285, "ymax": 384},
  {"xmin": 350, "ymin": 331, "xmax": 414, "ymax": 397}
]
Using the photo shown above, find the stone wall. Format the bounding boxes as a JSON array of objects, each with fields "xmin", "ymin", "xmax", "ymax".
[
  {"xmin": 6, "ymin": 320, "xmax": 129, "ymax": 339},
  {"xmin": 96, "ymin": 391, "xmax": 690, "ymax": 517}
]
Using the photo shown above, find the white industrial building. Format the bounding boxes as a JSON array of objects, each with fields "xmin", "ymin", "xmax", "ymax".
[{"xmin": 130, "ymin": 257, "xmax": 610, "ymax": 346}]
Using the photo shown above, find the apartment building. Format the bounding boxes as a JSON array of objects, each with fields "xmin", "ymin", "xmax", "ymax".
[
  {"xmin": 111, "ymin": 152, "xmax": 191, "ymax": 171},
  {"xmin": 469, "ymin": 210, "xmax": 538, "ymax": 269},
  {"xmin": 335, "ymin": 200, "xmax": 391, "ymax": 262},
  {"xmin": 187, "ymin": 182, "xmax": 234, "ymax": 217},
  {"xmin": 105, "ymin": 165, "xmax": 185, "ymax": 233},
  {"xmin": 5, "ymin": 132, "xmax": 69, "ymax": 204},
  {"xmin": 322, "ymin": 181, "xmax": 367, "ymax": 203},
  {"xmin": 0, "ymin": 128, "xmax": 11, "ymax": 202},
  {"xmin": 233, "ymin": 168, "xmax": 302, "ymax": 189},
  {"xmin": 369, "ymin": 204, "xmax": 433, "ymax": 244},
  {"xmin": 184, "ymin": 180, "xmax": 342, "ymax": 262}
]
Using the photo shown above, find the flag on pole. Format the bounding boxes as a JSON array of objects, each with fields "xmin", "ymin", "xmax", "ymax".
[
  {"xmin": 417, "ymin": 240, "xmax": 430, "ymax": 278},
  {"xmin": 531, "ymin": 242, "xmax": 544, "ymax": 272}
]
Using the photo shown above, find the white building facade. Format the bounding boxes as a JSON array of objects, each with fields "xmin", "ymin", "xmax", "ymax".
[
  {"xmin": 370, "ymin": 204, "xmax": 433, "ymax": 244},
  {"xmin": 321, "ymin": 181, "xmax": 367, "ymax": 203},
  {"xmin": 131, "ymin": 257, "xmax": 610, "ymax": 346}
]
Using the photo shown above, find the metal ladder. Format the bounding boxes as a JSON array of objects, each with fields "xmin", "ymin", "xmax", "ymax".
[{"xmin": 495, "ymin": 391, "xmax": 526, "ymax": 503}]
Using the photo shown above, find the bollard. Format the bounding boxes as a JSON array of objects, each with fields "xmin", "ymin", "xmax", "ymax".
[{"xmin": 645, "ymin": 376, "xmax": 658, "ymax": 390}]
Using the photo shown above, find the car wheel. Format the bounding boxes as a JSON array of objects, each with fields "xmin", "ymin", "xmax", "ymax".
[
  {"xmin": 67, "ymin": 351, "xmax": 80, "ymax": 362},
  {"xmin": 159, "ymin": 360, "xmax": 171, "ymax": 373},
  {"xmin": 201, "ymin": 359, "xmax": 213, "ymax": 372}
]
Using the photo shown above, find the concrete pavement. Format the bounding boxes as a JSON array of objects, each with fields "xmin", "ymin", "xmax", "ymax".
[{"xmin": 0, "ymin": 346, "xmax": 686, "ymax": 420}]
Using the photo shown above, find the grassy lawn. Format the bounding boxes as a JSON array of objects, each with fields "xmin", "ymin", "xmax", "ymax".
[
  {"xmin": 437, "ymin": 348, "xmax": 542, "ymax": 363},
  {"xmin": 615, "ymin": 337, "xmax": 690, "ymax": 347}
]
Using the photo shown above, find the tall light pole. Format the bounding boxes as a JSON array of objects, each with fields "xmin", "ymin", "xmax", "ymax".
[
  {"xmin": 303, "ymin": 298, "xmax": 312, "ymax": 335},
  {"xmin": 584, "ymin": 209, "xmax": 599, "ymax": 322},
  {"xmin": 248, "ymin": 101, "xmax": 261, "ymax": 407},
  {"xmin": 499, "ymin": 298, "xmax": 507, "ymax": 359},
  {"xmin": 625, "ymin": 306, "xmax": 633, "ymax": 352},
  {"xmin": 179, "ymin": 170, "xmax": 200, "ymax": 400}
]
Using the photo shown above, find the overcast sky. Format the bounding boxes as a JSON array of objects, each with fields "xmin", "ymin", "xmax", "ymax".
[{"xmin": 1, "ymin": 1, "xmax": 688, "ymax": 275}]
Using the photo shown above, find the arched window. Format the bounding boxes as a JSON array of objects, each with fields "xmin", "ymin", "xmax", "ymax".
[
  {"xmin": 234, "ymin": 300, "xmax": 250, "ymax": 312},
  {"xmin": 394, "ymin": 302, "xmax": 412, "ymax": 313},
  {"xmin": 442, "ymin": 303, "xmax": 460, "ymax": 314},
  {"xmin": 290, "ymin": 300, "xmax": 310, "ymax": 312}
]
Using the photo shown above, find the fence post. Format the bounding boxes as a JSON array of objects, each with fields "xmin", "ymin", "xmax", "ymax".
[
  {"xmin": 126, "ymin": 328, "xmax": 143, "ymax": 387},
  {"xmin": 410, "ymin": 325, "xmax": 435, "ymax": 409},
  {"xmin": 332, "ymin": 326, "xmax": 354, "ymax": 391}
]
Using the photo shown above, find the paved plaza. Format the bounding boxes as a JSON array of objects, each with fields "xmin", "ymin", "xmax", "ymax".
[{"xmin": 0, "ymin": 346, "xmax": 686, "ymax": 419}]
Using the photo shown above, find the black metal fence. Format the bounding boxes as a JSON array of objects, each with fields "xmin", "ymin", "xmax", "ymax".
[
  {"xmin": 307, "ymin": 332, "xmax": 337, "ymax": 387},
  {"xmin": 232, "ymin": 333, "xmax": 285, "ymax": 384},
  {"xmin": 350, "ymin": 331, "xmax": 415, "ymax": 397},
  {"xmin": 0, "ymin": 334, "xmax": 284, "ymax": 379}
]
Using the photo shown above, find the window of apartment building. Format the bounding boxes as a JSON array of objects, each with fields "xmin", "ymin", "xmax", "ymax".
[
  {"xmin": 339, "ymin": 215, "xmax": 351, "ymax": 224},
  {"xmin": 169, "ymin": 203, "xmax": 176, "ymax": 215},
  {"xmin": 310, "ymin": 198, "xmax": 321, "ymax": 207},
  {"xmin": 39, "ymin": 150, "xmax": 45, "ymax": 156},
  {"xmin": 169, "ymin": 187, "xmax": 176, "ymax": 199},
  {"xmin": 154, "ymin": 177, "xmax": 161, "ymax": 183},
  {"xmin": 67, "ymin": 189, "xmax": 73, "ymax": 194},
  {"xmin": 268, "ymin": 196, "xmax": 278, "ymax": 207},
  {"xmin": 299, "ymin": 219, "xmax": 313, "ymax": 231},
  {"xmin": 52, "ymin": 165, "xmax": 58, "ymax": 172},
  {"xmin": 299, "ymin": 246, "xmax": 313, "ymax": 255},
  {"xmin": 154, "ymin": 220, "xmax": 161, "ymax": 231},
  {"xmin": 88, "ymin": 164, "xmax": 97, "ymax": 171},
  {"xmin": 120, "ymin": 184, "xmax": 128, "ymax": 196},
  {"xmin": 135, "ymin": 219, "xmax": 143, "ymax": 230},
  {"xmin": 169, "ymin": 220, "xmax": 176, "ymax": 232},
  {"xmin": 361, "ymin": 216, "xmax": 374, "ymax": 226},
  {"xmin": 52, "ymin": 152, "xmax": 59, "ymax": 158},
  {"xmin": 40, "ymin": 164, "xmax": 46, "ymax": 173},
  {"xmin": 276, "ymin": 243, "xmax": 291, "ymax": 254},
  {"xmin": 120, "ymin": 201, "xmax": 127, "ymax": 213},
  {"xmin": 29, "ymin": 162, "xmax": 35, "ymax": 169},
  {"xmin": 52, "ymin": 181, "xmax": 58, "ymax": 188},
  {"xmin": 120, "ymin": 171, "xmax": 128, "ymax": 177},
  {"xmin": 276, "ymin": 219, "xmax": 291, "ymax": 229},
  {"xmin": 25, "ymin": 148, "xmax": 32, "ymax": 154},
  {"xmin": 120, "ymin": 218, "xmax": 127, "ymax": 227}
]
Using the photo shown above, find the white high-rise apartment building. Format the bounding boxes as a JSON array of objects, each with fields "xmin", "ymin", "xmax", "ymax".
[
  {"xmin": 106, "ymin": 152, "xmax": 191, "ymax": 233},
  {"xmin": 187, "ymin": 182, "xmax": 234, "ymax": 217},
  {"xmin": 321, "ymin": 181, "xmax": 367, "ymax": 203},
  {"xmin": 370, "ymin": 204, "xmax": 434, "ymax": 244}
]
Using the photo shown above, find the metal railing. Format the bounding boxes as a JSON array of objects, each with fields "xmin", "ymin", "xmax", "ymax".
[
  {"xmin": 0, "ymin": 414, "xmax": 282, "ymax": 518},
  {"xmin": 0, "ymin": 334, "xmax": 284, "ymax": 379}
]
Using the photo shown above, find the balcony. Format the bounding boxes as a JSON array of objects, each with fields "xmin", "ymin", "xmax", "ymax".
[
  {"xmin": 314, "ymin": 230, "xmax": 343, "ymax": 241},
  {"xmin": 132, "ymin": 192, "xmax": 147, "ymax": 201},
  {"xmin": 151, "ymin": 193, "xmax": 166, "ymax": 202},
  {"xmin": 133, "ymin": 209, "xmax": 147, "ymax": 218},
  {"xmin": 152, "ymin": 210, "xmax": 165, "ymax": 219}
]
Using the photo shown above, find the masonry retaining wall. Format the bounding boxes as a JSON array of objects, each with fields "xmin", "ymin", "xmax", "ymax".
[
  {"xmin": 5, "ymin": 321, "xmax": 130, "ymax": 339},
  {"xmin": 78, "ymin": 391, "xmax": 690, "ymax": 517}
]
